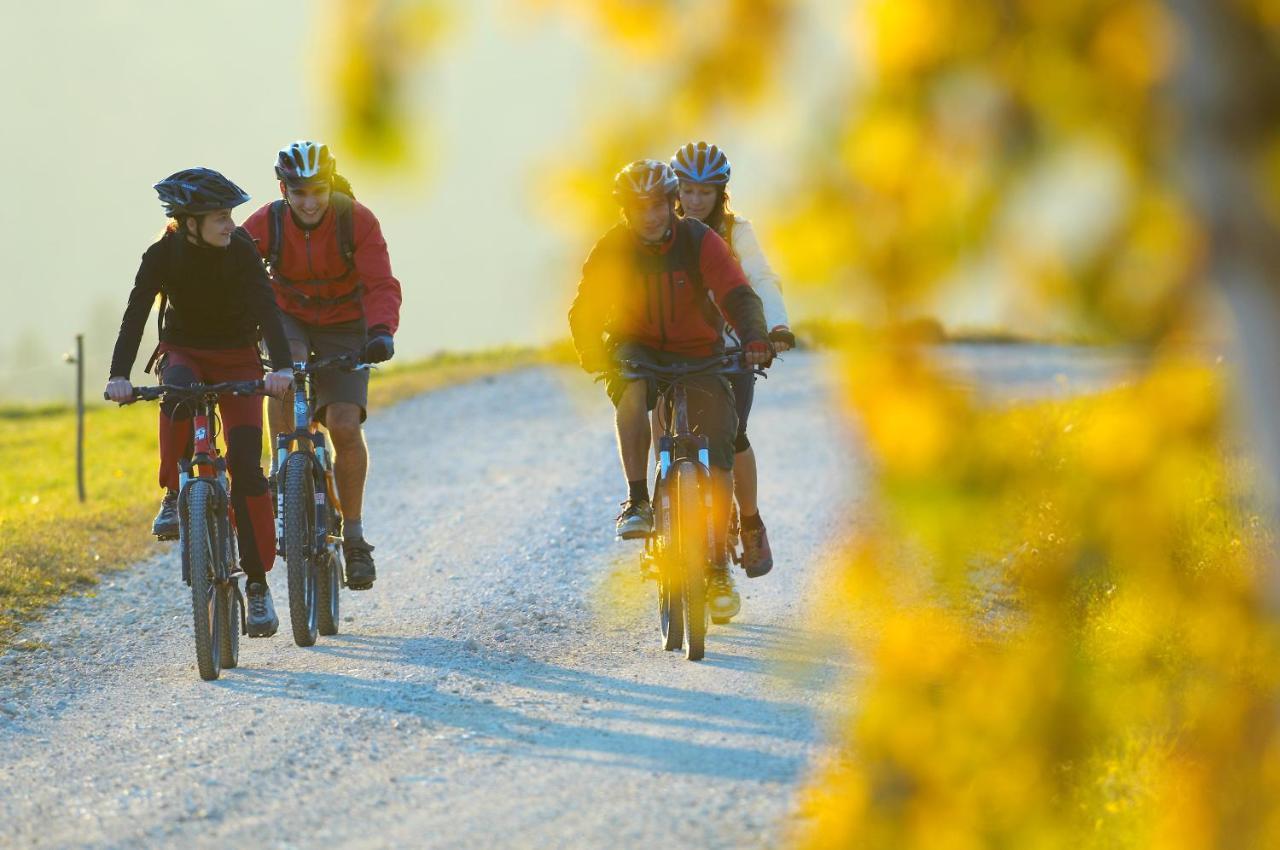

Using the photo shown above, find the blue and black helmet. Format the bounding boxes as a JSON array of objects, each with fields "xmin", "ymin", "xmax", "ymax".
[
  {"xmin": 670, "ymin": 141, "xmax": 731, "ymax": 185},
  {"xmin": 154, "ymin": 168, "xmax": 251, "ymax": 217}
]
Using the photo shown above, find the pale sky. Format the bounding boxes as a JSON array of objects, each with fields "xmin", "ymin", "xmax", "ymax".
[{"xmin": 0, "ymin": 0, "xmax": 851, "ymax": 400}]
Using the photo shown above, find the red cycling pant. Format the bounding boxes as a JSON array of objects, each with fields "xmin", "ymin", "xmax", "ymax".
[{"xmin": 155, "ymin": 344, "xmax": 275, "ymax": 582}]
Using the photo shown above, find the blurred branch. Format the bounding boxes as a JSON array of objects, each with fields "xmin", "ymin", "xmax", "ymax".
[
  {"xmin": 324, "ymin": 0, "xmax": 451, "ymax": 170},
  {"xmin": 1169, "ymin": 0, "xmax": 1280, "ymax": 544}
]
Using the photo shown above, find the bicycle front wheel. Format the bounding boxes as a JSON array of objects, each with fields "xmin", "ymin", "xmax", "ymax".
[
  {"xmin": 283, "ymin": 453, "xmax": 319, "ymax": 647},
  {"xmin": 671, "ymin": 461, "xmax": 708, "ymax": 661},
  {"xmin": 186, "ymin": 481, "xmax": 223, "ymax": 681},
  {"xmin": 654, "ymin": 534, "xmax": 684, "ymax": 651}
]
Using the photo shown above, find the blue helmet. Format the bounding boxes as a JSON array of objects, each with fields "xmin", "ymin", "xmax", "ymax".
[
  {"xmin": 154, "ymin": 168, "xmax": 251, "ymax": 217},
  {"xmin": 670, "ymin": 142, "xmax": 730, "ymax": 185}
]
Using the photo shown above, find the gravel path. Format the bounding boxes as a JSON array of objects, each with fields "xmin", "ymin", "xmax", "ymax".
[
  {"xmin": 0, "ymin": 352, "xmax": 861, "ymax": 850},
  {"xmin": 0, "ymin": 347, "xmax": 1125, "ymax": 849}
]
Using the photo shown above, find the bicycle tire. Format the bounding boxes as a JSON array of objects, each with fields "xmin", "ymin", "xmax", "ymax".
[
  {"xmin": 672, "ymin": 461, "xmax": 708, "ymax": 661},
  {"xmin": 219, "ymin": 579, "xmax": 241, "ymax": 669},
  {"xmin": 283, "ymin": 453, "xmax": 319, "ymax": 647},
  {"xmin": 659, "ymin": 563, "xmax": 684, "ymax": 652},
  {"xmin": 186, "ymin": 481, "xmax": 223, "ymax": 681},
  {"xmin": 652, "ymin": 478, "xmax": 684, "ymax": 651},
  {"xmin": 317, "ymin": 542, "xmax": 341, "ymax": 637}
]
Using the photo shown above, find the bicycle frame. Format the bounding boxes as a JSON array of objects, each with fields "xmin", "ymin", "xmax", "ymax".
[
  {"xmin": 176, "ymin": 395, "xmax": 235, "ymax": 590},
  {"xmin": 623, "ymin": 351, "xmax": 763, "ymax": 572},
  {"xmin": 272, "ymin": 353, "xmax": 370, "ymax": 562},
  {"xmin": 651, "ymin": 382, "xmax": 715, "ymax": 570},
  {"xmin": 274, "ymin": 364, "xmax": 338, "ymax": 562},
  {"xmin": 108, "ymin": 379, "xmax": 265, "ymax": 677}
]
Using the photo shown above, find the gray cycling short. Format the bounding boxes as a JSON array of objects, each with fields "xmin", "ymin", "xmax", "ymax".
[{"xmin": 278, "ymin": 313, "xmax": 369, "ymax": 423}]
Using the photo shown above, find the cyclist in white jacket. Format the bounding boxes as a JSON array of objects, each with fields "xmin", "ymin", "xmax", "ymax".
[{"xmin": 671, "ymin": 141, "xmax": 794, "ymax": 579}]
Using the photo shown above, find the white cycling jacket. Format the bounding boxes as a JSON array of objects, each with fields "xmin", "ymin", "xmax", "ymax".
[{"xmin": 720, "ymin": 215, "xmax": 789, "ymax": 340}]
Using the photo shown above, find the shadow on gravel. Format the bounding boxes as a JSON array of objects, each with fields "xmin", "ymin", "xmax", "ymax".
[
  {"xmin": 697, "ymin": 622, "xmax": 848, "ymax": 684},
  {"xmin": 217, "ymin": 632, "xmax": 824, "ymax": 781}
]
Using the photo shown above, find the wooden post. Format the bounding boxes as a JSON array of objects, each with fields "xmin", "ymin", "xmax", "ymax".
[{"xmin": 75, "ymin": 333, "xmax": 85, "ymax": 503}]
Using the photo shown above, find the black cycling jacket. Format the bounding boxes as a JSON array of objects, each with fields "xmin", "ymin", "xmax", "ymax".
[{"xmin": 110, "ymin": 227, "xmax": 292, "ymax": 379}]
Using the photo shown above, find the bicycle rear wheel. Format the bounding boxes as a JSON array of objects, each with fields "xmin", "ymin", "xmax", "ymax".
[
  {"xmin": 317, "ymin": 526, "xmax": 341, "ymax": 637},
  {"xmin": 671, "ymin": 461, "xmax": 708, "ymax": 661},
  {"xmin": 283, "ymin": 453, "xmax": 319, "ymax": 647},
  {"xmin": 219, "ymin": 578, "xmax": 241, "ymax": 669},
  {"xmin": 185, "ymin": 481, "xmax": 223, "ymax": 681}
]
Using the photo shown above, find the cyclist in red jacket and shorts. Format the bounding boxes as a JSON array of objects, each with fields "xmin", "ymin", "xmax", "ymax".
[{"xmin": 243, "ymin": 141, "xmax": 403, "ymax": 591}]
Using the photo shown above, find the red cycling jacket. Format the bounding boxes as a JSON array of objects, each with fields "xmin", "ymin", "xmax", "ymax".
[
  {"xmin": 242, "ymin": 199, "xmax": 402, "ymax": 334},
  {"xmin": 569, "ymin": 217, "xmax": 767, "ymax": 367}
]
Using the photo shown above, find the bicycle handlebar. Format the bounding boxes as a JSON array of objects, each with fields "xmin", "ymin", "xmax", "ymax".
[
  {"xmin": 299, "ymin": 351, "xmax": 373, "ymax": 374},
  {"xmin": 105, "ymin": 380, "xmax": 266, "ymax": 404},
  {"xmin": 258, "ymin": 352, "xmax": 373, "ymax": 375},
  {"xmin": 617, "ymin": 347, "xmax": 767, "ymax": 382}
]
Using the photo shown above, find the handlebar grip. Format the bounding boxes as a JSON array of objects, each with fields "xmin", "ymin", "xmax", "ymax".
[{"xmin": 768, "ymin": 329, "xmax": 796, "ymax": 347}]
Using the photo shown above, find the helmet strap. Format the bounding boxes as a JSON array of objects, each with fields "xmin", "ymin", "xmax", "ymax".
[{"xmin": 182, "ymin": 215, "xmax": 210, "ymax": 248}]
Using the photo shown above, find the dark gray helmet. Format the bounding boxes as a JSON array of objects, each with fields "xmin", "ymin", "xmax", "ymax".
[{"xmin": 154, "ymin": 168, "xmax": 251, "ymax": 217}]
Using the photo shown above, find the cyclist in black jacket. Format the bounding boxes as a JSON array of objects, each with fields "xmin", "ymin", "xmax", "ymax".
[{"xmin": 106, "ymin": 168, "xmax": 294, "ymax": 637}]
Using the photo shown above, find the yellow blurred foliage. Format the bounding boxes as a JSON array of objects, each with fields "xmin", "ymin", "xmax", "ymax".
[
  {"xmin": 323, "ymin": 0, "xmax": 451, "ymax": 169},
  {"xmin": 795, "ymin": 355, "xmax": 1280, "ymax": 849},
  {"xmin": 324, "ymin": 1, "xmax": 1280, "ymax": 846}
]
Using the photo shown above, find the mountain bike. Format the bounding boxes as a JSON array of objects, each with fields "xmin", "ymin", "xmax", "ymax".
[
  {"xmin": 619, "ymin": 349, "xmax": 764, "ymax": 661},
  {"xmin": 271, "ymin": 351, "xmax": 372, "ymax": 647},
  {"xmin": 108, "ymin": 380, "xmax": 264, "ymax": 681}
]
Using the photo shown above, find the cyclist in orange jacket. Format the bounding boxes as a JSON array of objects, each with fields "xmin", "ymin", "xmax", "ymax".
[{"xmin": 242, "ymin": 141, "xmax": 403, "ymax": 591}]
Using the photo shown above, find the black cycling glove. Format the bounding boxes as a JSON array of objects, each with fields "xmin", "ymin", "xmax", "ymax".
[
  {"xmin": 363, "ymin": 328, "xmax": 395, "ymax": 363},
  {"xmin": 768, "ymin": 328, "xmax": 796, "ymax": 349}
]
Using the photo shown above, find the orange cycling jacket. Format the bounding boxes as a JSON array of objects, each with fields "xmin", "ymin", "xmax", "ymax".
[
  {"xmin": 569, "ymin": 217, "xmax": 767, "ymax": 369},
  {"xmin": 242, "ymin": 199, "xmax": 402, "ymax": 335}
]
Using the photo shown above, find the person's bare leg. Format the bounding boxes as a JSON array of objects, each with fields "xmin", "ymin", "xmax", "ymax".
[
  {"xmin": 614, "ymin": 381, "xmax": 654, "ymax": 538},
  {"xmin": 708, "ymin": 465, "xmax": 741, "ymax": 617},
  {"xmin": 325, "ymin": 402, "xmax": 368, "ymax": 527},
  {"xmin": 616, "ymin": 381, "xmax": 651, "ymax": 486},
  {"xmin": 735, "ymin": 442, "xmax": 774, "ymax": 578}
]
